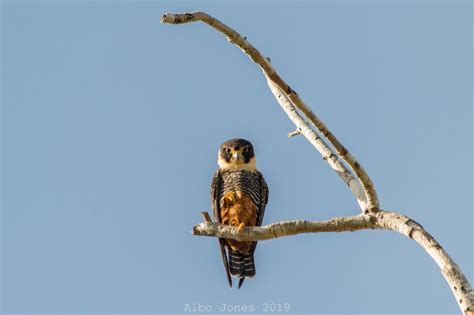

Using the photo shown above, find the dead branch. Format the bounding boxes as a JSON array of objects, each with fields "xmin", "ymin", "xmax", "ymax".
[
  {"xmin": 161, "ymin": 11, "xmax": 473, "ymax": 314},
  {"xmin": 193, "ymin": 210, "xmax": 473, "ymax": 314},
  {"xmin": 193, "ymin": 212, "xmax": 374, "ymax": 240},
  {"xmin": 161, "ymin": 11, "xmax": 378, "ymax": 212}
]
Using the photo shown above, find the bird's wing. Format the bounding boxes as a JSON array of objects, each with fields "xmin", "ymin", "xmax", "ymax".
[
  {"xmin": 248, "ymin": 170, "xmax": 269, "ymax": 258},
  {"xmin": 211, "ymin": 170, "xmax": 232, "ymax": 288},
  {"xmin": 256, "ymin": 170, "xmax": 269, "ymax": 227}
]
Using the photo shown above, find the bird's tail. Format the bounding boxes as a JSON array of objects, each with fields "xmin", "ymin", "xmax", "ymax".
[{"xmin": 228, "ymin": 250, "xmax": 255, "ymax": 288}]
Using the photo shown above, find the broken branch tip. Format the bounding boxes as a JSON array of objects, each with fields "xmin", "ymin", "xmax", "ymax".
[{"xmin": 288, "ymin": 128, "xmax": 302, "ymax": 138}]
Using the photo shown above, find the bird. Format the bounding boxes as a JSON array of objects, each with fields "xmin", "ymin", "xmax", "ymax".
[{"xmin": 210, "ymin": 138, "xmax": 269, "ymax": 289}]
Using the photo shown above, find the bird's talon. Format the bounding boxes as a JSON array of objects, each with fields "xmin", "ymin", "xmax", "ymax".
[
  {"xmin": 238, "ymin": 222, "xmax": 246, "ymax": 232},
  {"xmin": 213, "ymin": 139, "xmax": 269, "ymax": 289}
]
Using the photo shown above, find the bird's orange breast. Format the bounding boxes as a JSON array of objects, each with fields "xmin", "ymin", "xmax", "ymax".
[{"xmin": 220, "ymin": 191, "xmax": 257, "ymax": 254}]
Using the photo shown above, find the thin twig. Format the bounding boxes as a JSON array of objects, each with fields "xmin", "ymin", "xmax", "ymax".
[
  {"xmin": 201, "ymin": 211, "xmax": 212, "ymax": 223},
  {"xmin": 287, "ymin": 128, "xmax": 302, "ymax": 138}
]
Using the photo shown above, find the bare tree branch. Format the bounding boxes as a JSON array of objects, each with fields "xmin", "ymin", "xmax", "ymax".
[
  {"xmin": 266, "ymin": 79, "xmax": 368, "ymax": 211},
  {"xmin": 193, "ymin": 212, "xmax": 375, "ymax": 240},
  {"xmin": 161, "ymin": 11, "xmax": 473, "ymax": 314},
  {"xmin": 160, "ymin": 11, "xmax": 378, "ymax": 212},
  {"xmin": 193, "ymin": 210, "xmax": 474, "ymax": 313}
]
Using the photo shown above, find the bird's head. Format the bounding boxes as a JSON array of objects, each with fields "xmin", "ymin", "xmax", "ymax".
[{"xmin": 217, "ymin": 138, "xmax": 256, "ymax": 170}]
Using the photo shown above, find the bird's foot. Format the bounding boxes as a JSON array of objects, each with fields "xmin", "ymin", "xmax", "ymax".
[
  {"xmin": 223, "ymin": 192, "xmax": 236, "ymax": 207},
  {"xmin": 237, "ymin": 222, "xmax": 246, "ymax": 232}
]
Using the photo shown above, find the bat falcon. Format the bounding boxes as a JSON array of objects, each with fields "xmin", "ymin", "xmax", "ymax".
[{"xmin": 210, "ymin": 138, "xmax": 269, "ymax": 289}]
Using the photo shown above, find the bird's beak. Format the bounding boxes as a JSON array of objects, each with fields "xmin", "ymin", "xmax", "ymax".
[{"xmin": 233, "ymin": 152, "xmax": 240, "ymax": 160}]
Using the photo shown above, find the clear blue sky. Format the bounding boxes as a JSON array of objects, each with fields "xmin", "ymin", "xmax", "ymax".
[{"xmin": 1, "ymin": 0, "xmax": 471, "ymax": 314}]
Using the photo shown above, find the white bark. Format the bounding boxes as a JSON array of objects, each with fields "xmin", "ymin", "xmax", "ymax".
[
  {"xmin": 161, "ymin": 11, "xmax": 379, "ymax": 212},
  {"xmin": 193, "ymin": 210, "xmax": 474, "ymax": 313},
  {"xmin": 161, "ymin": 11, "xmax": 473, "ymax": 314},
  {"xmin": 266, "ymin": 79, "xmax": 368, "ymax": 211}
]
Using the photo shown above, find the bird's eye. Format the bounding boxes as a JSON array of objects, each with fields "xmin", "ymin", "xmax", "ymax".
[{"xmin": 225, "ymin": 148, "xmax": 231, "ymax": 154}]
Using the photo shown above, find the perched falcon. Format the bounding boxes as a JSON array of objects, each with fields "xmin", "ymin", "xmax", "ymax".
[{"xmin": 210, "ymin": 138, "xmax": 269, "ymax": 289}]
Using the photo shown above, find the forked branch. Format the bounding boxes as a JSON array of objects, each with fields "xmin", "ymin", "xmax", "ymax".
[
  {"xmin": 161, "ymin": 11, "xmax": 377, "ymax": 213},
  {"xmin": 192, "ymin": 210, "xmax": 473, "ymax": 314},
  {"xmin": 161, "ymin": 11, "xmax": 473, "ymax": 314}
]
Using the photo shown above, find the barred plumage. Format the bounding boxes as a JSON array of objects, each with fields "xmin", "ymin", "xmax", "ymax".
[
  {"xmin": 210, "ymin": 138, "xmax": 269, "ymax": 289},
  {"xmin": 218, "ymin": 169, "xmax": 264, "ymax": 220}
]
